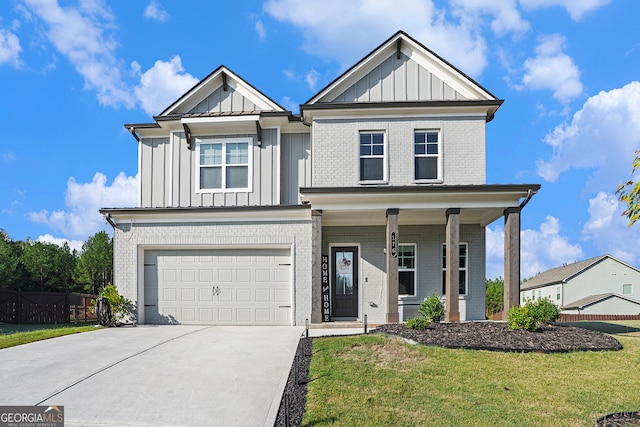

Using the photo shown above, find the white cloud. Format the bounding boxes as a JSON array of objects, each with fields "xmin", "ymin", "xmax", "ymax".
[
  {"xmin": 519, "ymin": 0, "xmax": 611, "ymax": 21},
  {"xmin": 144, "ymin": 1, "xmax": 169, "ymax": 22},
  {"xmin": 486, "ymin": 216, "xmax": 583, "ymax": 279},
  {"xmin": 581, "ymin": 192, "xmax": 640, "ymax": 266},
  {"xmin": 451, "ymin": 0, "xmax": 530, "ymax": 36},
  {"xmin": 305, "ymin": 69, "xmax": 320, "ymax": 92},
  {"xmin": 22, "ymin": 0, "xmax": 134, "ymax": 108},
  {"xmin": 37, "ymin": 234, "xmax": 84, "ymax": 253},
  {"xmin": 0, "ymin": 27, "xmax": 22, "ymax": 66},
  {"xmin": 255, "ymin": 19, "xmax": 266, "ymax": 39},
  {"xmin": 520, "ymin": 34, "xmax": 582, "ymax": 103},
  {"xmin": 264, "ymin": 0, "xmax": 488, "ymax": 77},
  {"xmin": 132, "ymin": 56, "xmax": 199, "ymax": 116},
  {"xmin": 29, "ymin": 172, "xmax": 138, "ymax": 241},
  {"xmin": 536, "ymin": 81, "xmax": 640, "ymax": 187}
]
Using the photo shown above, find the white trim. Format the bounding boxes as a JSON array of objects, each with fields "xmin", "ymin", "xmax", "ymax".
[
  {"xmin": 309, "ymin": 110, "xmax": 489, "ymax": 122},
  {"xmin": 441, "ymin": 242, "xmax": 469, "ymax": 297},
  {"xmin": 413, "ymin": 129, "xmax": 443, "ymax": 182},
  {"xmin": 137, "ymin": 139, "xmax": 142, "ymax": 207},
  {"xmin": 275, "ymin": 126, "xmax": 282, "ymax": 205},
  {"xmin": 307, "ymin": 33, "xmax": 496, "ymax": 104},
  {"xmin": 194, "ymin": 137, "xmax": 253, "ymax": 193},
  {"xmin": 182, "ymin": 115, "xmax": 261, "ymax": 125},
  {"xmin": 358, "ymin": 130, "xmax": 388, "ymax": 183},
  {"xmin": 398, "ymin": 243, "xmax": 417, "ymax": 297}
]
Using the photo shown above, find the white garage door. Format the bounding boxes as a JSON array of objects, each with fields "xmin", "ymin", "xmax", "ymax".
[{"xmin": 143, "ymin": 249, "xmax": 291, "ymax": 325}]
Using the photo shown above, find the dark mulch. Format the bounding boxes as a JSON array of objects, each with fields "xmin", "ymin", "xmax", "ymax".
[
  {"xmin": 274, "ymin": 322, "xmax": 625, "ymax": 426},
  {"xmin": 274, "ymin": 337, "xmax": 312, "ymax": 427},
  {"xmin": 375, "ymin": 321, "xmax": 623, "ymax": 353}
]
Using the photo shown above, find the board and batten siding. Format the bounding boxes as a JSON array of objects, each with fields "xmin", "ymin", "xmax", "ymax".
[
  {"xmin": 188, "ymin": 85, "xmax": 257, "ymax": 114},
  {"xmin": 280, "ymin": 133, "xmax": 311, "ymax": 205},
  {"xmin": 140, "ymin": 129, "xmax": 283, "ymax": 208},
  {"xmin": 140, "ymin": 137, "xmax": 171, "ymax": 208},
  {"xmin": 331, "ymin": 52, "xmax": 466, "ymax": 103}
]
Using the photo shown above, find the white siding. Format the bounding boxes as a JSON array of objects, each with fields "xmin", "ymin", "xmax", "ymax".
[{"xmin": 564, "ymin": 258, "xmax": 640, "ymax": 304}]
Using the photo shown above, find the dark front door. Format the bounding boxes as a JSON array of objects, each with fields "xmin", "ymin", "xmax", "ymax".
[{"xmin": 331, "ymin": 246, "xmax": 358, "ymax": 318}]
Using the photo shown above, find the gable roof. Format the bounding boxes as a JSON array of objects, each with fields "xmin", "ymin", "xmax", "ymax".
[
  {"xmin": 521, "ymin": 254, "xmax": 640, "ymax": 291},
  {"xmin": 159, "ymin": 65, "xmax": 286, "ymax": 117},
  {"xmin": 304, "ymin": 30, "xmax": 499, "ymax": 106},
  {"xmin": 563, "ymin": 293, "xmax": 640, "ymax": 310}
]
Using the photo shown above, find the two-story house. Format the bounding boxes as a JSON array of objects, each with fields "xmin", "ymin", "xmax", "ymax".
[{"xmin": 101, "ymin": 31, "xmax": 539, "ymax": 326}]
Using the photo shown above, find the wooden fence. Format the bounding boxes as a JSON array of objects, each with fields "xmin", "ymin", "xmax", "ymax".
[
  {"xmin": 558, "ymin": 313, "xmax": 640, "ymax": 322},
  {"xmin": 0, "ymin": 290, "xmax": 98, "ymax": 324}
]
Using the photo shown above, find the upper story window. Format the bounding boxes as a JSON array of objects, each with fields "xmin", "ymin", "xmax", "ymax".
[
  {"xmin": 398, "ymin": 244, "xmax": 417, "ymax": 297},
  {"xmin": 414, "ymin": 131, "xmax": 440, "ymax": 181},
  {"xmin": 196, "ymin": 138, "xmax": 252, "ymax": 192},
  {"xmin": 441, "ymin": 242, "xmax": 468, "ymax": 296},
  {"xmin": 360, "ymin": 132, "xmax": 385, "ymax": 182},
  {"xmin": 623, "ymin": 284, "xmax": 632, "ymax": 295}
]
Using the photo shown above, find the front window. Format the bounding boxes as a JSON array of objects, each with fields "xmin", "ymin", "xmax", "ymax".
[
  {"xmin": 196, "ymin": 138, "xmax": 251, "ymax": 192},
  {"xmin": 360, "ymin": 132, "xmax": 385, "ymax": 182},
  {"xmin": 441, "ymin": 243, "xmax": 468, "ymax": 295},
  {"xmin": 556, "ymin": 287, "xmax": 561, "ymax": 300},
  {"xmin": 414, "ymin": 131, "xmax": 440, "ymax": 181},
  {"xmin": 398, "ymin": 244, "xmax": 416, "ymax": 296}
]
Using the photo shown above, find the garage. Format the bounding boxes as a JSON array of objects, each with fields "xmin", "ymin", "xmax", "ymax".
[{"xmin": 143, "ymin": 248, "xmax": 291, "ymax": 325}]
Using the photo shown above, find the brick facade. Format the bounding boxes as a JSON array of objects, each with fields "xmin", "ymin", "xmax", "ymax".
[{"xmin": 112, "ymin": 218, "xmax": 313, "ymax": 325}]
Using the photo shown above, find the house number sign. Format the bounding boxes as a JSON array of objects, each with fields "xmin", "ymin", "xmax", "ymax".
[
  {"xmin": 321, "ymin": 255, "xmax": 331, "ymax": 322},
  {"xmin": 391, "ymin": 232, "xmax": 397, "ymax": 258}
]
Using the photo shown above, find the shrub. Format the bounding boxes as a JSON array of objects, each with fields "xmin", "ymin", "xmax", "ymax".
[
  {"xmin": 91, "ymin": 283, "xmax": 134, "ymax": 327},
  {"xmin": 507, "ymin": 298, "xmax": 560, "ymax": 332},
  {"xmin": 418, "ymin": 293, "xmax": 444, "ymax": 323},
  {"xmin": 406, "ymin": 317, "xmax": 430, "ymax": 330}
]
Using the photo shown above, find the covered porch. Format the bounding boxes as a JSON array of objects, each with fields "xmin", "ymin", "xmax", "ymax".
[{"xmin": 301, "ymin": 185, "xmax": 540, "ymax": 324}]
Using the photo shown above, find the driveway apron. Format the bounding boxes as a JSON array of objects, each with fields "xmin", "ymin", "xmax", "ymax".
[{"xmin": 0, "ymin": 325, "xmax": 303, "ymax": 426}]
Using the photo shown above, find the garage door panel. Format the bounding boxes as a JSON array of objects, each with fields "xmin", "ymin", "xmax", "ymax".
[{"xmin": 144, "ymin": 249, "xmax": 291, "ymax": 325}]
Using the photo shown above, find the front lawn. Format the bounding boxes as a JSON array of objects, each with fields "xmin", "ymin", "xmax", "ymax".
[
  {"xmin": 303, "ymin": 331, "xmax": 640, "ymax": 426},
  {"xmin": 0, "ymin": 323, "xmax": 100, "ymax": 349}
]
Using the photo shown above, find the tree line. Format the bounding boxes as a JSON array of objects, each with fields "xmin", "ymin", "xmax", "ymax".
[{"xmin": 0, "ymin": 229, "xmax": 112, "ymax": 295}]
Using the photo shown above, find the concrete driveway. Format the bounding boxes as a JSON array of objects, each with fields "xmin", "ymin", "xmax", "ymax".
[{"xmin": 0, "ymin": 325, "xmax": 303, "ymax": 426}]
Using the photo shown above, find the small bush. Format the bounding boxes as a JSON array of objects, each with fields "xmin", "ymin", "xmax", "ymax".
[
  {"xmin": 91, "ymin": 283, "xmax": 134, "ymax": 327},
  {"xmin": 406, "ymin": 317, "xmax": 430, "ymax": 330},
  {"xmin": 507, "ymin": 298, "xmax": 560, "ymax": 331},
  {"xmin": 418, "ymin": 293, "xmax": 444, "ymax": 323}
]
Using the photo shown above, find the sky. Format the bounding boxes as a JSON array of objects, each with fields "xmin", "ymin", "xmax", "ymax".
[{"xmin": 1, "ymin": 0, "xmax": 639, "ymax": 280}]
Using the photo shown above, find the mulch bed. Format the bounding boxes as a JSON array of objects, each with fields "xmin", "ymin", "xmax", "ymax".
[
  {"xmin": 374, "ymin": 321, "xmax": 623, "ymax": 353},
  {"xmin": 274, "ymin": 322, "xmax": 625, "ymax": 426}
]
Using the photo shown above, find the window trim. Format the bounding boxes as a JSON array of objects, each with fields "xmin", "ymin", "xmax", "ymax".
[
  {"xmin": 358, "ymin": 131, "xmax": 387, "ymax": 184},
  {"xmin": 398, "ymin": 243, "xmax": 417, "ymax": 297},
  {"xmin": 441, "ymin": 242, "xmax": 468, "ymax": 297},
  {"xmin": 414, "ymin": 129, "xmax": 442, "ymax": 183},
  {"xmin": 195, "ymin": 137, "xmax": 253, "ymax": 193}
]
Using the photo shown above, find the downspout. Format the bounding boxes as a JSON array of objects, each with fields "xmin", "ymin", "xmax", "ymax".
[
  {"xmin": 519, "ymin": 188, "xmax": 534, "ymax": 210},
  {"xmin": 103, "ymin": 213, "xmax": 116, "ymax": 229}
]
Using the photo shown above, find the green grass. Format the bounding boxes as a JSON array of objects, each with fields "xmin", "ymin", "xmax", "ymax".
[
  {"xmin": 0, "ymin": 323, "xmax": 101, "ymax": 349},
  {"xmin": 303, "ymin": 324, "xmax": 640, "ymax": 427}
]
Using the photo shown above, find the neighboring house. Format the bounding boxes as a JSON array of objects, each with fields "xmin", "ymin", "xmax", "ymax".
[
  {"xmin": 101, "ymin": 31, "xmax": 539, "ymax": 326},
  {"xmin": 520, "ymin": 255, "xmax": 640, "ymax": 315}
]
